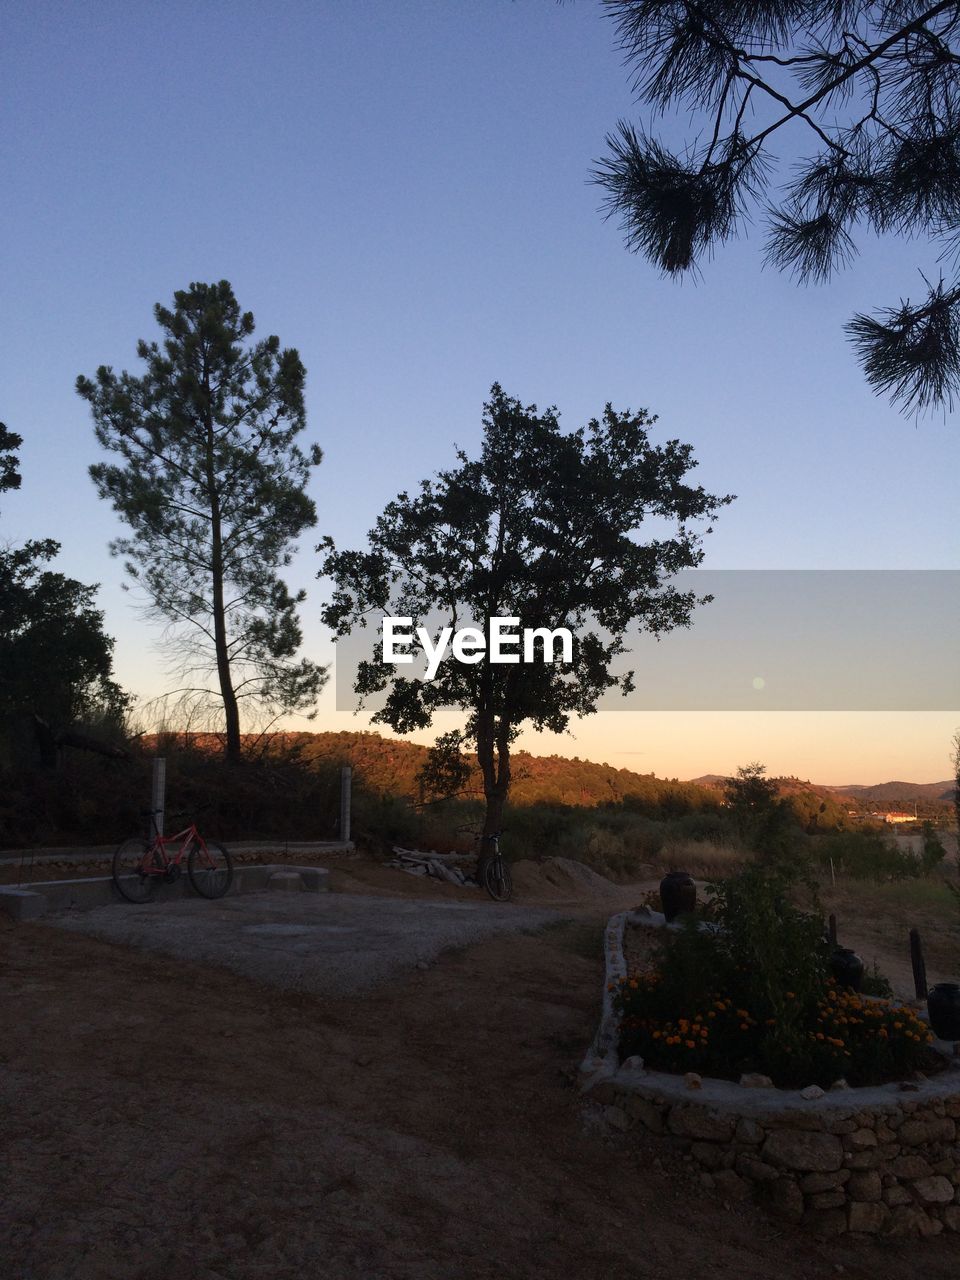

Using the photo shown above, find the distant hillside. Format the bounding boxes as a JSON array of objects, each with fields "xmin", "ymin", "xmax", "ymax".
[
  {"xmin": 298, "ymin": 731, "xmax": 720, "ymax": 812},
  {"xmin": 146, "ymin": 730, "xmax": 720, "ymax": 814},
  {"xmin": 141, "ymin": 732, "xmax": 955, "ymax": 821},
  {"xmin": 829, "ymin": 773, "xmax": 957, "ymax": 803},
  {"xmin": 692, "ymin": 772, "xmax": 955, "ymax": 819}
]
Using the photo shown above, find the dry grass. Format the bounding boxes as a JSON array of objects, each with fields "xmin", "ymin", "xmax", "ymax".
[
  {"xmin": 654, "ymin": 838, "xmax": 749, "ymax": 878},
  {"xmin": 818, "ymin": 874, "xmax": 959, "ymax": 997}
]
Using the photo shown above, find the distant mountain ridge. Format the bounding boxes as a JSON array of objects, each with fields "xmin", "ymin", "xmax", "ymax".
[
  {"xmin": 820, "ymin": 780, "xmax": 955, "ymax": 806},
  {"xmin": 691, "ymin": 773, "xmax": 955, "ymax": 815},
  {"xmin": 146, "ymin": 731, "xmax": 955, "ymax": 817}
]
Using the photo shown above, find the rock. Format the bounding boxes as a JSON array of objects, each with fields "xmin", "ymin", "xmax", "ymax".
[
  {"xmin": 739, "ymin": 1072, "xmax": 774, "ymax": 1089},
  {"xmin": 624, "ymin": 1096, "xmax": 664, "ymax": 1134},
  {"xmin": 416, "ymin": 961, "xmax": 430, "ymax": 970},
  {"xmin": 604, "ymin": 1105, "xmax": 631, "ymax": 1132},
  {"xmin": 883, "ymin": 1185, "xmax": 914, "ymax": 1207},
  {"xmin": 736, "ymin": 1153, "xmax": 779, "ymax": 1184},
  {"xmin": 684, "ymin": 1072, "xmax": 702, "ymax": 1090},
  {"xmin": 911, "ymin": 1175, "xmax": 955, "ymax": 1205},
  {"xmin": 691, "ymin": 1142, "xmax": 725, "ymax": 1170},
  {"xmin": 847, "ymin": 1202, "xmax": 888, "ymax": 1234},
  {"xmin": 762, "ymin": 1129, "xmax": 843, "ymax": 1173},
  {"xmin": 884, "ymin": 1205, "xmax": 943, "ymax": 1237},
  {"xmin": 808, "ymin": 1189, "xmax": 847, "ymax": 1210},
  {"xmin": 899, "ymin": 1117, "xmax": 955, "ymax": 1146},
  {"xmin": 765, "ymin": 1175, "xmax": 804, "ymax": 1223},
  {"xmin": 890, "ymin": 1154, "xmax": 933, "ymax": 1179},
  {"xmin": 801, "ymin": 1170, "xmax": 851, "ymax": 1193},
  {"xmin": 844, "ymin": 1128, "xmax": 877, "ymax": 1150},
  {"xmin": 820, "ymin": 1114, "xmax": 857, "ymax": 1135},
  {"xmin": 829, "ymin": 1078, "xmax": 851, "ymax": 1091},
  {"xmin": 712, "ymin": 1169, "xmax": 752, "ymax": 1202},
  {"xmin": 620, "ymin": 1055, "xmax": 645, "ymax": 1072},
  {"xmin": 735, "ymin": 1117, "xmax": 765, "ymax": 1145},
  {"xmin": 847, "ymin": 1170, "xmax": 882, "ymax": 1202},
  {"xmin": 667, "ymin": 1107, "xmax": 736, "ymax": 1143},
  {"xmin": 942, "ymin": 1206, "xmax": 960, "ymax": 1231},
  {"xmin": 801, "ymin": 1085, "xmax": 826, "ymax": 1100},
  {"xmin": 844, "ymin": 1149, "xmax": 882, "ymax": 1169}
]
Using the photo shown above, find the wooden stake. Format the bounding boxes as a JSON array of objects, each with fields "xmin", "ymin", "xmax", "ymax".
[{"xmin": 909, "ymin": 928, "xmax": 927, "ymax": 1001}]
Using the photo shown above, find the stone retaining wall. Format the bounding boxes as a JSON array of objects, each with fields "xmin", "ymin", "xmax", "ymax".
[{"xmin": 581, "ymin": 908, "xmax": 960, "ymax": 1238}]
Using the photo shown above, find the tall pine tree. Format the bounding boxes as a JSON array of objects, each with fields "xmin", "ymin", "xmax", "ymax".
[{"xmin": 78, "ymin": 281, "xmax": 325, "ymax": 761}]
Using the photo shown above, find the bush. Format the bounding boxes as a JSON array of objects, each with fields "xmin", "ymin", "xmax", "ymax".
[
  {"xmin": 920, "ymin": 822, "xmax": 947, "ymax": 874},
  {"xmin": 614, "ymin": 864, "xmax": 933, "ymax": 1087},
  {"xmin": 815, "ymin": 830, "xmax": 921, "ymax": 881}
]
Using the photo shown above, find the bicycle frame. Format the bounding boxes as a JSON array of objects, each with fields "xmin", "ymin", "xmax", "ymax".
[{"xmin": 138, "ymin": 820, "xmax": 212, "ymax": 877}]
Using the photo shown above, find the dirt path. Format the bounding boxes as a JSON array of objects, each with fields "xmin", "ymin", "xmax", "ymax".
[{"xmin": 2, "ymin": 897, "xmax": 959, "ymax": 1278}]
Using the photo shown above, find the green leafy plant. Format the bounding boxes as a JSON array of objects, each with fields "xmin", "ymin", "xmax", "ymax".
[{"xmin": 615, "ymin": 863, "xmax": 932, "ymax": 1087}]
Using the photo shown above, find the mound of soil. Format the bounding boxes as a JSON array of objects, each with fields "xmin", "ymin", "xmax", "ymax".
[{"xmin": 511, "ymin": 856, "xmax": 625, "ymax": 902}]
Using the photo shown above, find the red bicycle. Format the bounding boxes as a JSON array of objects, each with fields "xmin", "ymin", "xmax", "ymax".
[{"xmin": 112, "ymin": 809, "xmax": 234, "ymax": 903}]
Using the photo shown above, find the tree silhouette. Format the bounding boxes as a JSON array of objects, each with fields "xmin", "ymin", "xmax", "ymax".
[
  {"xmin": 320, "ymin": 384, "xmax": 732, "ymax": 836},
  {"xmin": 0, "ymin": 426, "xmax": 128, "ymax": 753},
  {"xmin": 78, "ymin": 281, "xmax": 326, "ymax": 762},
  {"xmin": 593, "ymin": 1, "xmax": 960, "ymax": 413}
]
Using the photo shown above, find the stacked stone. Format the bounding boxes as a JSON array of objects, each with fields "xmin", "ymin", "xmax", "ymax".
[{"xmin": 592, "ymin": 1081, "xmax": 960, "ymax": 1237}]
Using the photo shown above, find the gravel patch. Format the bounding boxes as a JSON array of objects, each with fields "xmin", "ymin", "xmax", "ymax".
[{"xmin": 45, "ymin": 891, "xmax": 565, "ymax": 996}]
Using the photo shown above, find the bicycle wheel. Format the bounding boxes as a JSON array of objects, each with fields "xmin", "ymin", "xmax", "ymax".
[
  {"xmin": 112, "ymin": 838, "xmax": 160, "ymax": 903},
  {"xmin": 188, "ymin": 839, "xmax": 234, "ymax": 899},
  {"xmin": 483, "ymin": 855, "xmax": 513, "ymax": 902}
]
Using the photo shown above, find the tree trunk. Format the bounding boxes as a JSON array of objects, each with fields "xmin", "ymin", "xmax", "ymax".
[
  {"xmin": 477, "ymin": 718, "xmax": 510, "ymax": 835},
  {"xmin": 204, "ymin": 380, "xmax": 242, "ymax": 764}
]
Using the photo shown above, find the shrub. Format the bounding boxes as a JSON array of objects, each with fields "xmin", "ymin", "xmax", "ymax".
[
  {"xmin": 815, "ymin": 829, "xmax": 921, "ymax": 881},
  {"xmin": 614, "ymin": 864, "xmax": 933, "ymax": 1087},
  {"xmin": 920, "ymin": 822, "xmax": 947, "ymax": 874}
]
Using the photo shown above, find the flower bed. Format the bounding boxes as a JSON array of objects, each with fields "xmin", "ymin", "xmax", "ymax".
[
  {"xmin": 614, "ymin": 963, "xmax": 935, "ymax": 1090},
  {"xmin": 582, "ymin": 905, "xmax": 960, "ymax": 1238}
]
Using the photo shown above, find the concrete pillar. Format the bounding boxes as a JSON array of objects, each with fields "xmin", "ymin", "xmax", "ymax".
[
  {"xmin": 151, "ymin": 757, "xmax": 166, "ymax": 837},
  {"xmin": 340, "ymin": 765, "xmax": 352, "ymax": 843}
]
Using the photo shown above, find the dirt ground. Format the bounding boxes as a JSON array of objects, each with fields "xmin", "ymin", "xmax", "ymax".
[{"xmin": 2, "ymin": 854, "xmax": 959, "ymax": 1279}]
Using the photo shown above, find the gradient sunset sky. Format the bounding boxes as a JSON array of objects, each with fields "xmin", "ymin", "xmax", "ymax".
[{"xmin": 3, "ymin": 1, "xmax": 957, "ymax": 782}]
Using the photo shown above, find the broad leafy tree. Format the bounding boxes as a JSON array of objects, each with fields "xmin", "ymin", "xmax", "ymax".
[
  {"xmin": 0, "ymin": 426, "xmax": 128, "ymax": 752},
  {"xmin": 594, "ymin": 1, "xmax": 960, "ymax": 413},
  {"xmin": 78, "ymin": 281, "xmax": 326, "ymax": 762},
  {"xmin": 320, "ymin": 384, "xmax": 732, "ymax": 836},
  {"xmin": 0, "ymin": 422, "xmax": 22, "ymax": 493}
]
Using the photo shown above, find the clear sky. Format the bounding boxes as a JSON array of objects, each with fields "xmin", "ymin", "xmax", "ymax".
[{"xmin": 3, "ymin": 0, "xmax": 958, "ymax": 783}]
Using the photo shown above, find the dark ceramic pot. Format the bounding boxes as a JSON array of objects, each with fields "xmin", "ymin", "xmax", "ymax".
[
  {"xmin": 927, "ymin": 983, "xmax": 960, "ymax": 1041},
  {"xmin": 830, "ymin": 947, "xmax": 865, "ymax": 992},
  {"xmin": 659, "ymin": 871, "xmax": 696, "ymax": 923}
]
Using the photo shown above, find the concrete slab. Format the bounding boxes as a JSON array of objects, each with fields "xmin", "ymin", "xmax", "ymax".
[
  {"xmin": 0, "ymin": 889, "xmax": 46, "ymax": 921},
  {"xmin": 0, "ymin": 841, "xmax": 353, "ymax": 869},
  {"xmin": 40, "ymin": 891, "xmax": 565, "ymax": 997},
  {"xmin": 0, "ymin": 864, "xmax": 329, "ymax": 919}
]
